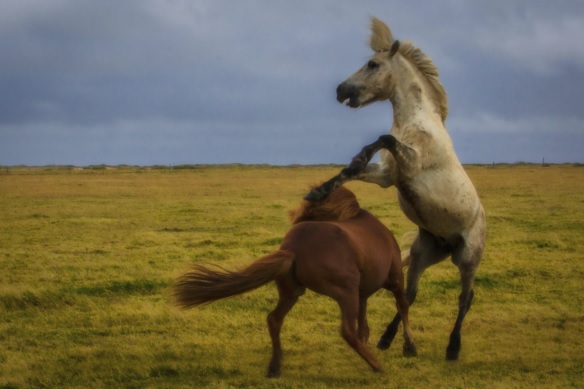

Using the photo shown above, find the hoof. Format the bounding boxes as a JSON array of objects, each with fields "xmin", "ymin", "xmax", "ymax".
[
  {"xmin": 446, "ymin": 344, "xmax": 460, "ymax": 360},
  {"xmin": 446, "ymin": 333, "xmax": 461, "ymax": 360},
  {"xmin": 403, "ymin": 343, "xmax": 417, "ymax": 357},
  {"xmin": 267, "ymin": 369, "xmax": 281, "ymax": 378},
  {"xmin": 372, "ymin": 366, "xmax": 384, "ymax": 374},
  {"xmin": 377, "ymin": 337, "xmax": 391, "ymax": 351},
  {"xmin": 446, "ymin": 349, "xmax": 459, "ymax": 361},
  {"xmin": 304, "ymin": 189, "xmax": 327, "ymax": 202}
]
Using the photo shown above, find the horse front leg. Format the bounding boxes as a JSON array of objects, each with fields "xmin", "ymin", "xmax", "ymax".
[
  {"xmin": 304, "ymin": 136, "xmax": 388, "ymax": 201},
  {"xmin": 337, "ymin": 292, "xmax": 382, "ymax": 372},
  {"xmin": 346, "ymin": 135, "xmax": 394, "ymax": 173},
  {"xmin": 358, "ymin": 297, "xmax": 370, "ymax": 344},
  {"xmin": 305, "ymin": 134, "xmax": 413, "ymax": 201}
]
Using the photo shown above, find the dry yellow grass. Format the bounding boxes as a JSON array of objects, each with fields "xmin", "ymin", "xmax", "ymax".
[{"xmin": 0, "ymin": 164, "xmax": 582, "ymax": 388}]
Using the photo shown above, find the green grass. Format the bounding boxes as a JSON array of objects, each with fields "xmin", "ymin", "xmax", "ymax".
[{"xmin": 0, "ymin": 164, "xmax": 583, "ymax": 388}]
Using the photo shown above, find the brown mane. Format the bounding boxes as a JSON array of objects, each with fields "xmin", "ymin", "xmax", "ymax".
[{"xmin": 289, "ymin": 186, "xmax": 361, "ymax": 224}]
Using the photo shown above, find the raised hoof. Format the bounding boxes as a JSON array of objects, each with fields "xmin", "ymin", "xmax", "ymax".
[
  {"xmin": 377, "ymin": 337, "xmax": 391, "ymax": 351},
  {"xmin": 403, "ymin": 343, "xmax": 417, "ymax": 357},
  {"xmin": 304, "ymin": 188, "xmax": 327, "ymax": 202}
]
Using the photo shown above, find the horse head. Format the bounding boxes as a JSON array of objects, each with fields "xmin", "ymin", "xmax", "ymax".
[
  {"xmin": 336, "ymin": 17, "xmax": 448, "ymax": 121},
  {"xmin": 336, "ymin": 17, "xmax": 401, "ymax": 108}
]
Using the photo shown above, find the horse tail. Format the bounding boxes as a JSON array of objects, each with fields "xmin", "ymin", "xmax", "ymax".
[
  {"xmin": 400, "ymin": 231, "xmax": 417, "ymax": 268},
  {"xmin": 174, "ymin": 250, "xmax": 294, "ymax": 309},
  {"xmin": 401, "ymin": 249, "xmax": 411, "ymax": 268}
]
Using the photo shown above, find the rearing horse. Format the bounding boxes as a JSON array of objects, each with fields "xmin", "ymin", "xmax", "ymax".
[{"xmin": 306, "ymin": 18, "xmax": 486, "ymax": 360}]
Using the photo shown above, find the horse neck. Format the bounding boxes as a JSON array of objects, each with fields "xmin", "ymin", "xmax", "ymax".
[{"xmin": 389, "ymin": 58, "xmax": 443, "ymax": 130}]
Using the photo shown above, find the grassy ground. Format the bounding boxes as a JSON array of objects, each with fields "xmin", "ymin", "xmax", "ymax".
[{"xmin": 0, "ymin": 164, "xmax": 582, "ymax": 388}]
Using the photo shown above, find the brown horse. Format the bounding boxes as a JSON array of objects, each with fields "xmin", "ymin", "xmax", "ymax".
[{"xmin": 174, "ymin": 186, "xmax": 416, "ymax": 377}]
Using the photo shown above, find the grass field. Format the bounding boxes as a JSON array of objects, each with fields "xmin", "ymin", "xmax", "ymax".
[{"xmin": 0, "ymin": 164, "xmax": 583, "ymax": 388}]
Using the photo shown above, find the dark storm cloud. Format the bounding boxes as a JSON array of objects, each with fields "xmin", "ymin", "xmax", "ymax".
[{"xmin": 1, "ymin": 0, "xmax": 583, "ymax": 165}]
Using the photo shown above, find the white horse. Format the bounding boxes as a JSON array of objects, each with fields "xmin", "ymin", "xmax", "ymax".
[{"xmin": 306, "ymin": 18, "xmax": 486, "ymax": 360}]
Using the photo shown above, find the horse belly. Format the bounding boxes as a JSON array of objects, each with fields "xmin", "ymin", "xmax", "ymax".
[{"xmin": 397, "ymin": 171, "xmax": 481, "ymax": 238}]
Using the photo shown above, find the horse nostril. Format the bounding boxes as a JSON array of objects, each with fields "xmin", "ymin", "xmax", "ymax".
[
  {"xmin": 336, "ymin": 83, "xmax": 346, "ymax": 101},
  {"xmin": 337, "ymin": 83, "xmax": 358, "ymax": 104}
]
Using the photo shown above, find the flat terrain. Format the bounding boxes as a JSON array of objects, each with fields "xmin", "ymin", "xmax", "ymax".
[{"xmin": 0, "ymin": 165, "xmax": 582, "ymax": 388}]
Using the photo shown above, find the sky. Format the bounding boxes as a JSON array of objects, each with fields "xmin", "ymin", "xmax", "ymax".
[{"xmin": 1, "ymin": 0, "xmax": 584, "ymax": 166}]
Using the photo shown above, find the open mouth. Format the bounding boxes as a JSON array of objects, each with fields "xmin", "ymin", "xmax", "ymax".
[
  {"xmin": 337, "ymin": 94, "xmax": 360, "ymax": 108},
  {"xmin": 336, "ymin": 83, "xmax": 362, "ymax": 108}
]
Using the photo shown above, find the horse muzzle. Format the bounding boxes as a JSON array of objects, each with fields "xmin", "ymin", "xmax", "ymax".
[{"xmin": 336, "ymin": 82, "xmax": 361, "ymax": 108}]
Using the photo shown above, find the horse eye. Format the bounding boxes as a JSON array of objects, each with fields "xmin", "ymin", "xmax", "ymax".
[{"xmin": 367, "ymin": 61, "xmax": 379, "ymax": 69}]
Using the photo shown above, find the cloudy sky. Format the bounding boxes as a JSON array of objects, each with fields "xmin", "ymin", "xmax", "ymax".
[{"xmin": 1, "ymin": 0, "xmax": 583, "ymax": 166}]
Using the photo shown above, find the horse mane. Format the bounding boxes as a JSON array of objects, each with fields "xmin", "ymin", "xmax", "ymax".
[
  {"xmin": 369, "ymin": 17, "xmax": 448, "ymax": 121},
  {"xmin": 289, "ymin": 186, "xmax": 361, "ymax": 224},
  {"xmin": 398, "ymin": 41, "xmax": 449, "ymax": 121}
]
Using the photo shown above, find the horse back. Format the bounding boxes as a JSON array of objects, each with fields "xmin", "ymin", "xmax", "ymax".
[{"xmin": 280, "ymin": 211, "xmax": 400, "ymax": 297}]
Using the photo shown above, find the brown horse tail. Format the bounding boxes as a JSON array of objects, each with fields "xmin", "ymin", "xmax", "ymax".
[{"xmin": 174, "ymin": 250, "xmax": 294, "ymax": 309}]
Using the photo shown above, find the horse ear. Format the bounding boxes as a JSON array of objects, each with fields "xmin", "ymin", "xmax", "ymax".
[
  {"xmin": 390, "ymin": 40, "xmax": 400, "ymax": 57},
  {"xmin": 369, "ymin": 17, "xmax": 394, "ymax": 52}
]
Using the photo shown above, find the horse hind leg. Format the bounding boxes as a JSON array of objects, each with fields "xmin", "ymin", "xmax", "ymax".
[
  {"xmin": 377, "ymin": 312, "xmax": 401, "ymax": 350},
  {"xmin": 446, "ymin": 252, "xmax": 480, "ymax": 360},
  {"xmin": 445, "ymin": 264, "xmax": 476, "ymax": 361},
  {"xmin": 267, "ymin": 275, "xmax": 302, "ymax": 377},
  {"xmin": 378, "ymin": 247, "xmax": 414, "ymax": 351},
  {"xmin": 377, "ymin": 260, "xmax": 408, "ymax": 350},
  {"xmin": 446, "ymin": 285, "xmax": 474, "ymax": 361},
  {"xmin": 446, "ymin": 218, "xmax": 484, "ymax": 361},
  {"xmin": 378, "ymin": 273, "xmax": 403, "ymax": 350}
]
